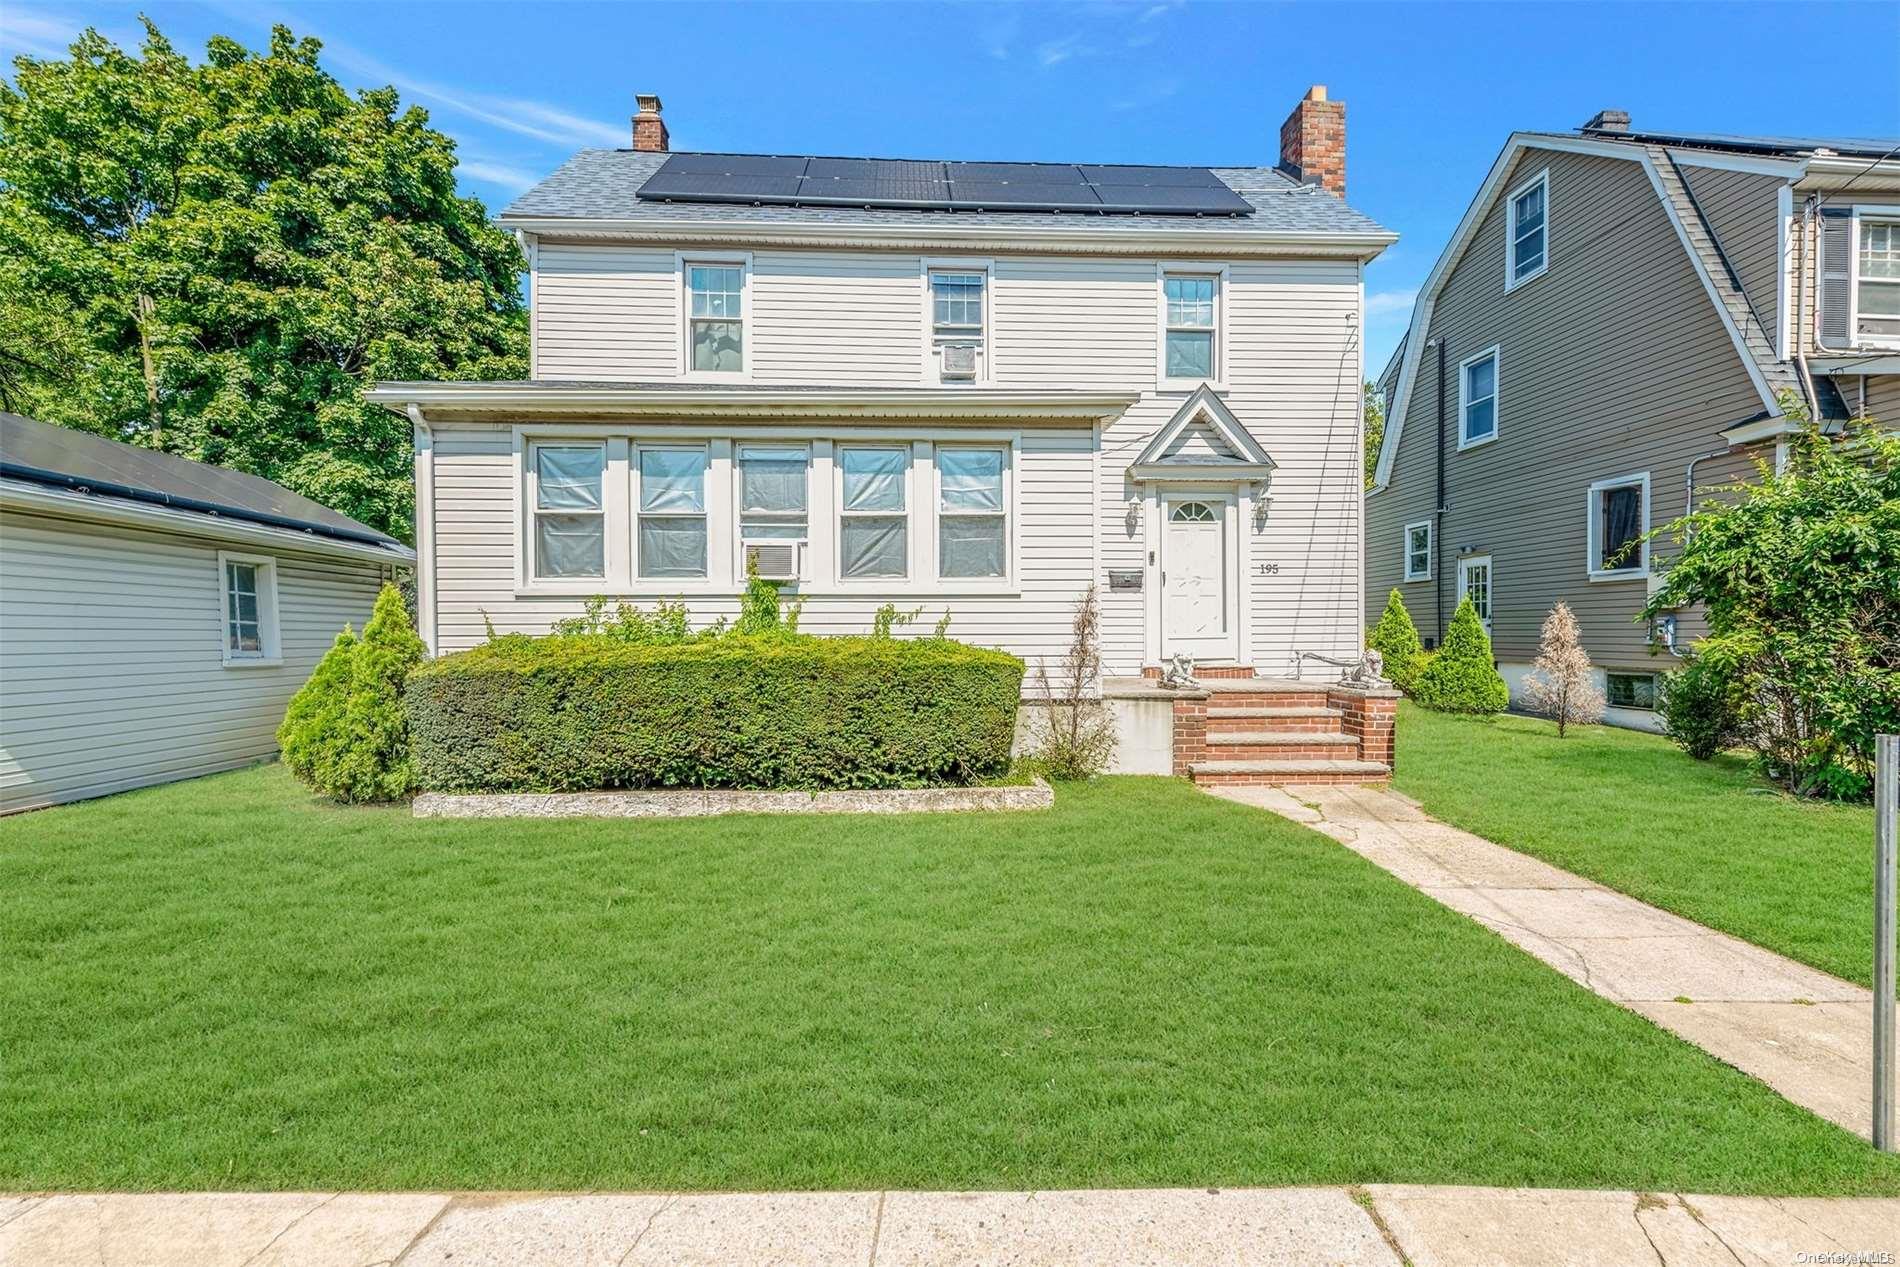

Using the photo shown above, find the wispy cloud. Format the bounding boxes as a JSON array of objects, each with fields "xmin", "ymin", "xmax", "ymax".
[
  {"xmin": 1035, "ymin": 33, "xmax": 1096, "ymax": 67},
  {"xmin": 980, "ymin": 9, "xmax": 1020, "ymax": 60},
  {"xmin": 1111, "ymin": 76, "xmax": 1180, "ymax": 113},
  {"xmin": 1365, "ymin": 289, "xmax": 1419, "ymax": 318},
  {"xmin": 203, "ymin": 0, "xmax": 623, "ymax": 149},
  {"xmin": 458, "ymin": 159, "xmax": 540, "ymax": 195},
  {"xmin": 1, "ymin": 5, "xmax": 142, "ymax": 63}
]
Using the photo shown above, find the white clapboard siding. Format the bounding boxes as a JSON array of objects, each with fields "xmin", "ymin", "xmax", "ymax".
[
  {"xmin": 0, "ymin": 510, "xmax": 386, "ymax": 812},
  {"xmin": 501, "ymin": 244, "xmax": 1364, "ymax": 678}
]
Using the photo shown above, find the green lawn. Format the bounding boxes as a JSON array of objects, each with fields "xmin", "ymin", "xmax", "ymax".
[
  {"xmin": 1392, "ymin": 703, "xmax": 1882, "ymax": 988},
  {"xmin": 2, "ymin": 764, "xmax": 1895, "ymax": 1196}
]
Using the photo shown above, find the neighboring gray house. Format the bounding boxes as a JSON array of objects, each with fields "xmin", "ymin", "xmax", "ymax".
[
  {"xmin": 1367, "ymin": 113, "xmax": 1899, "ymax": 729},
  {"xmin": 0, "ymin": 414, "xmax": 414, "ymax": 811},
  {"xmin": 369, "ymin": 88, "xmax": 1406, "ymax": 785}
]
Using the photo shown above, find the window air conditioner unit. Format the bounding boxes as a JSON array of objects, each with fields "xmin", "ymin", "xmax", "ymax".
[
  {"xmin": 940, "ymin": 344, "xmax": 978, "ymax": 380},
  {"xmin": 744, "ymin": 541, "xmax": 800, "ymax": 580}
]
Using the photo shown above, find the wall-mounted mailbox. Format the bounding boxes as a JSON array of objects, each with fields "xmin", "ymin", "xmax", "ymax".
[{"xmin": 1108, "ymin": 569, "xmax": 1143, "ymax": 591}]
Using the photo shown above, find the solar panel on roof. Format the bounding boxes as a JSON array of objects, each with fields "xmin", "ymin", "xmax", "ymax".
[
  {"xmin": 1079, "ymin": 164, "xmax": 1226, "ymax": 187},
  {"xmin": 1093, "ymin": 184, "xmax": 1254, "ymax": 214},
  {"xmin": 635, "ymin": 153, "xmax": 1253, "ymax": 215},
  {"xmin": 947, "ymin": 161, "xmax": 1087, "ymax": 183}
]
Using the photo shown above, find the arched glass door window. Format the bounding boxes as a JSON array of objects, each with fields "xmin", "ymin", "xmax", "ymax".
[{"xmin": 1170, "ymin": 501, "xmax": 1217, "ymax": 523}]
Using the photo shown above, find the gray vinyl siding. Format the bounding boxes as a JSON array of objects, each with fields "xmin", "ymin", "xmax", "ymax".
[
  {"xmin": 0, "ymin": 510, "xmax": 386, "ymax": 812},
  {"xmin": 1679, "ymin": 164, "xmax": 1783, "ymax": 347},
  {"xmin": 1834, "ymin": 371, "xmax": 1900, "ymax": 424},
  {"xmin": 1366, "ymin": 146, "xmax": 1766, "ymax": 673}
]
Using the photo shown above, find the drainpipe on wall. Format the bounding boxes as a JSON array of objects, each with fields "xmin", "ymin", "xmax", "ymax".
[
  {"xmin": 1431, "ymin": 336, "xmax": 1448, "ymax": 647},
  {"xmin": 1793, "ymin": 194, "xmax": 1820, "ymax": 416}
]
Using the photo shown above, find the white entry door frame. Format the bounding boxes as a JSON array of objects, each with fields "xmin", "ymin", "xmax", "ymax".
[
  {"xmin": 1148, "ymin": 487, "xmax": 1243, "ymax": 663},
  {"xmin": 1457, "ymin": 553, "xmax": 1493, "ymax": 635}
]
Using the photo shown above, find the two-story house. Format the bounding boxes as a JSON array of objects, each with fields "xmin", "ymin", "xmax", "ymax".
[
  {"xmin": 1367, "ymin": 111, "xmax": 1898, "ymax": 729},
  {"xmin": 370, "ymin": 88, "xmax": 1400, "ymax": 780}
]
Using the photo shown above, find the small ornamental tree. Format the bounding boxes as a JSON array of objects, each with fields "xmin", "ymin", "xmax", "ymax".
[
  {"xmin": 1367, "ymin": 588, "xmax": 1426, "ymax": 691},
  {"xmin": 277, "ymin": 627, "xmax": 357, "ymax": 789},
  {"xmin": 1521, "ymin": 602, "xmax": 1605, "ymax": 737},
  {"xmin": 1030, "ymin": 584, "xmax": 1118, "ymax": 780},
  {"xmin": 278, "ymin": 583, "xmax": 425, "ymax": 802},
  {"xmin": 1641, "ymin": 408, "xmax": 1900, "ymax": 798},
  {"xmin": 1410, "ymin": 597, "xmax": 1510, "ymax": 714}
]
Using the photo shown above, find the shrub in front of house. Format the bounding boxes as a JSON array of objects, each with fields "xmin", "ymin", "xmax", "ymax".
[
  {"xmin": 1367, "ymin": 588, "xmax": 1429, "ymax": 692},
  {"xmin": 1657, "ymin": 655, "xmax": 1745, "ymax": 762},
  {"xmin": 278, "ymin": 583, "xmax": 426, "ymax": 802},
  {"xmin": 405, "ymin": 634, "xmax": 1025, "ymax": 792},
  {"xmin": 1409, "ymin": 597, "xmax": 1509, "ymax": 715}
]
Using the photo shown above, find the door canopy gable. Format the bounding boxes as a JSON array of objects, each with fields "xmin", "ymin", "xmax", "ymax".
[{"xmin": 1131, "ymin": 385, "xmax": 1276, "ymax": 481}]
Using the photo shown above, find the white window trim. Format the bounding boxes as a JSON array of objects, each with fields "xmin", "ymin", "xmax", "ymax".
[
  {"xmin": 734, "ymin": 442, "xmax": 813, "ymax": 583},
  {"xmin": 1403, "ymin": 519, "xmax": 1433, "ymax": 582},
  {"xmin": 1850, "ymin": 205, "xmax": 1900, "ymax": 351},
  {"xmin": 1456, "ymin": 345, "xmax": 1500, "ymax": 451},
  {"xmin": 676, "ymin": 251, "xmax": 753, "ymax": 382},
  {"xmin": 933, "ymin": 442, "xmax": 1012, "ymax": 583},
  {"xmin": 920, "ymin": 258, "xmax": 994, "ymax": 385},
  {"xmin": 634, "ymin": 442, "xmax": 713, "ymax": 583},
  {"xmin": 511, "ymin": 426, "xmax": 1022, "ymax": 599},
  {"xmin": 1504, "ymin": 168, "xmax": 1550, "ymax": 293},
  {"xmin": 1605, "ymin": 670, "xmax": 1660, "ymax": 712},
  {"xmin": 217, "ymin": 550, "xmax": 282, "ymax": 667},
  {"xmin": 1456, "ymin": 553, "xmax": 1493, "ymax": 633},
  {"xmin": 1586, "ymin": 470, "xmax": 1651, "ymax": 581},
  {"xmin": 1155, "ymin": 263, "xmax": 1230, "ymax": 392},
  {"xmin": 524, "ymin": 438, "xmax": 611, "ymax": 588}
]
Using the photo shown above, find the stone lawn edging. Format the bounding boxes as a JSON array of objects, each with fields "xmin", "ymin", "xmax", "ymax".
[{"xmin": 412, "ymin": 779, "xmax": 1053, "ymax": 819}]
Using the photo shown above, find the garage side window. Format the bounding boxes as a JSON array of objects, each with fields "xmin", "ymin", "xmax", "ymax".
[{"xmin": 219, "ymin": 552, "xmax": 280, "ymax": 666}]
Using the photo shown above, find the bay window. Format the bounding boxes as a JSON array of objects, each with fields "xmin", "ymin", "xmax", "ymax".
[
  {"xmin": 530, "ymin": 442, "xmax": 606, "ymax": 579},
  {"xmin": 636, "ymin": 447, "xmax": 708, "ymax": 578},
  {"xmin": 937, "ymin": 446, "xmax": 1007, "ymax": 579},
  {"xmin": 839, "ymin": 446, "xmax": 909, "ymax": 579}
]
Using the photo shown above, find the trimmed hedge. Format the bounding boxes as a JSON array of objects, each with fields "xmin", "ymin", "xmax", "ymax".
[{"xmin": 406, "ymin": 634, "xmax": 1025, "ymax": 792}]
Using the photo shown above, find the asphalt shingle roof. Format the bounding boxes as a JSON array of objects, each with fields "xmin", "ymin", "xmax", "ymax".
[
  {"xmin": 0, "ymin": 412, "xmax": 406, "ymax": 549},
  {"xmin": 500, "ymin": 149, "xmax": 1391, "ymax": 237}
]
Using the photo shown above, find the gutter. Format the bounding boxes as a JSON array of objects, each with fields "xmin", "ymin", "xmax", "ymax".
[
  {"xmin": 0, "ymin": 457, "xmax": 401, "ymax": 551},
  {"xmin": 496, "ymin": 215, "xmax": 1398, "ymax": 260}
]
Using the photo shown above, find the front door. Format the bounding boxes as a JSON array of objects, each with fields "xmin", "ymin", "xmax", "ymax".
[
  {"xmin": 1457, "ymin": 554, "xmax": 1493, "ymax": 635},
  {"xmin": 1161, "ymin": 495, "xmax": 1237, "ymax": 661}
]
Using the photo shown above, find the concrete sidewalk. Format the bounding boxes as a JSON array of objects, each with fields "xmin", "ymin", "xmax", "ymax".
[
  {"xmin": 1212, "ymin": 782, "xmax": 1880, "ymax": 1140},
  {"xmin": 1, "ymin": 1186, "xmax": 1895, "ymax": 1266}
]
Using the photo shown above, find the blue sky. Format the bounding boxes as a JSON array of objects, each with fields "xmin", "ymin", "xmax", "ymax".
[{"xmin": 5, "ymin": 0, "xmax": 1898, "ymax": 374}]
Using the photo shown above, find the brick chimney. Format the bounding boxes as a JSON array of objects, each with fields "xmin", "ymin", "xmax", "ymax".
[
  {"xmin": 633, "ymin": 93, "xmax": 669, "ymax": 152},
  {"xmin": 1279, "ymin": 85, "xmax": 1346, "ymax": 198},
  {"xmin": 1581, "ymin": 108, "xmax": 1631, "ymax": 135}
]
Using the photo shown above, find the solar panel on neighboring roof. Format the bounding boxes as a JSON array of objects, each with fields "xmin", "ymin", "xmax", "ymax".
[{"xmin": 634, "ymin": 153, "xmax": 1255, "ymax": 216}]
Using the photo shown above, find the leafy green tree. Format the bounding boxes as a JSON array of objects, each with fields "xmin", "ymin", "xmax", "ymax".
[
  {"xmin": 1410, "ymin": 597, "xmax": 1509, "ymax": 714},
  {"xmin": 1642, "ymin": 413, "xmax": 1899, "ymax": 798},
  {"xmin": 1366, "ymin": 588, "xmax": 1427, "ymax": 691},
  {"xmin": 0, "ymin": 20, "xmax": 526, "ymax": 541},
  {"xmin": 1363, "ymin": 381, "xmax": 1386, "ymax": 488}
]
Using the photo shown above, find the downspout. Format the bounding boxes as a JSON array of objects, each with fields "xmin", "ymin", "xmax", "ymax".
[
  {"xmin": 407, "ymin": 403, "xmax": 438, "ymax": 657},
  {"xmin": 1793, "ymin": 193, "xmax": 1820, "ymax": 416},
  {"xmin": 1683, "ymin": 447, "xmax": 1727, "ymax": 543},
  {"xmin": 1431, "ymin": 336, "xmax": 1447, "ymax": 646}
]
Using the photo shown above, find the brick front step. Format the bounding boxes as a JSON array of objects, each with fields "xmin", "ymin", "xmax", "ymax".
[
  {"xmin": 1203, "ymin": 693, "xmax": 1334, "ymax": 711},
  {"xmin": 1206, "ymin": 708, "xmax": 1346, "ymax": 736},
  {"xmin": 1207, "ymin": 731, "xmax": 1358, "ymax": 747},
  {"xmin": 1189, "ymin": 758, "xmax": 1392, "ymax": 784},
  {"xmin": 1203, "ymin": 733, "xmax": 1363, "ymax": 761}
]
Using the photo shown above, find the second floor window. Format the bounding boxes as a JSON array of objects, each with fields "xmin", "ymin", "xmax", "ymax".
[
  {"xmin": 1860, "ymin": 219, "xmax": 1900, "ymax": 342},
  {"xmin": 1507, "ymin": 170, "xmax": 1548, "ymax": 288},
  {"xmin": 1403, "ymin": 520, "xmax": 1433, "ymax": 581},
  {"xmin": 1588, "ymin": 473, "xmax": 1649, "ymax": 578},
  {"xmin": 1459, "ymin": 349, "xmax": 1498, "ymax": 448},
  {"xmin": 687, "ymin": 264, "xmax": 744, "ymax": 374},
  {"xmin": 930, "ymin": 269, "xmax": 987, "ymax": 381},
  {"xmin": 1163, "ymin": 274, "xmax": 1218, "ymax": 380}
]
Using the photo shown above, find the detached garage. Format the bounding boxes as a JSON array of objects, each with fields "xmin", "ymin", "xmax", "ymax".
[{"xmin": 0, "ymin": 413, "xmax": 414, "ymax": 812}]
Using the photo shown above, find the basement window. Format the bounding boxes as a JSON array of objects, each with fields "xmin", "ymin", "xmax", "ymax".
[{"xmin": 1607, "ymin": 672, "xmax": 1658, "ymax": 710}]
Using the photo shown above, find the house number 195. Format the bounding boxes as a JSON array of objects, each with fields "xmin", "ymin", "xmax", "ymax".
[{"xmin": 1256, "ymin": 562, "xmax": 1280, "ymax": 575}]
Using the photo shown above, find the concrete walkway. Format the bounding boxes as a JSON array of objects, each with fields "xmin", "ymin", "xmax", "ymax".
[
  {"xmin": 1211, "ymin": 782, "xmax": 1880, "ymax": 1140},
  {"xmin": 2, "ymin": 1186, "xmax": 1896, "ymax": 1265}
]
